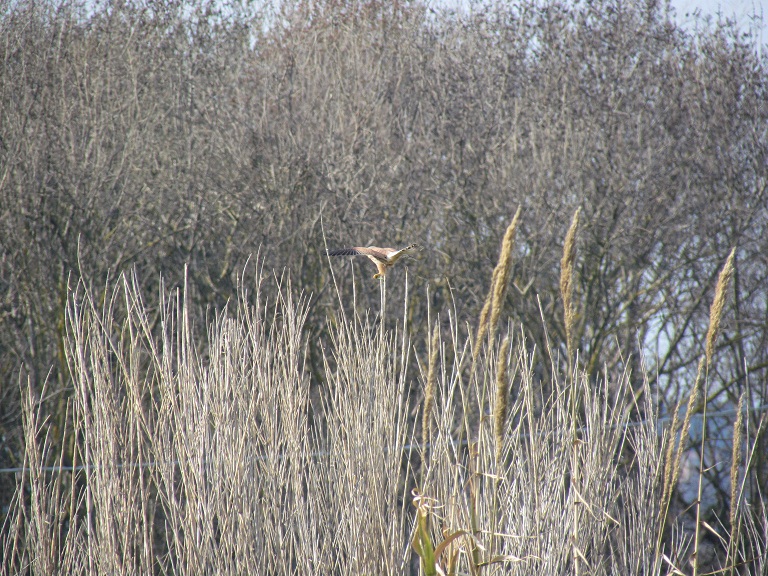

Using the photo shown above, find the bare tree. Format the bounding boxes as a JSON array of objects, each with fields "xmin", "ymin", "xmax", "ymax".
[{"xmin": 1, "ymin": 0, "xmax": 767, "ymax": 555}]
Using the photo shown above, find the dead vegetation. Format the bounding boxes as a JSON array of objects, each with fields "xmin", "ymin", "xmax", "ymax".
[
  {"xmin": 3, "ymin": 218, "xmax": 766, "ymax": 574},
  {"xmin": 2, "ymin": 0, "xmax": 768, "ymax": 573}
]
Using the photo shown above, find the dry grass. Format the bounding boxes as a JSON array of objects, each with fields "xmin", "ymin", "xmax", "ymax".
[
  {"xmin": 693, "ymin": 248, "xmax": 736, "ymax": 576},
  {"xmin": 2, "ymin": 242, "xmax": 766, "ymax": 575},
  {"xmin": 417, "ymin": 319, "xmax": 667, "ymax": 574},
  {"xmin": 560, "ymin": 208, "xmax": 580, "ymax": 364},
  {"xmin": 493, "ymin": 336, "xmax": 511, "ymax": 470},
  {"xmin": 475, "ymin": 207, "xmax": 521, "ymax": 359},
  {"xmin": 3, "ymin": 271, "xmax": 413, "ymax": 575},
  {"xmin": 705, "ymin": 249, "xmax": 735, "ymax": 368},
  {"xmin": 423, "ymin": 323, "xmax": 441, "ymax": 452}
]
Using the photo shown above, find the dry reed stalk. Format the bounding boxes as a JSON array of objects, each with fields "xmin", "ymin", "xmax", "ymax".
[
  {"xmin": 493, "ymin": 336, "xmax": 511, "ymax": 468},
  {"xmin": 423, "ymin": 323, "xmax": 440, "ymax": 451},
  {"xmin": 725, "ymin": 396, "xmax": 746, "ymax": 576},
  {"xmin": 560, "ymin": 209, "xmax": 581, "ymax": 575},
  {"xmin": 654, "ymin": 357, "xmax": 705, "ymax": 565},
  {"xmin": 560, "ymin": 208, "xmax": 580, "ymax": 362},
  {"xmin": 660, "ymin": 400, "xmax": 682, "ymax": 508},
  {"xmin": 489, "ymin": 207, "xmax": 522, "ymax": 341},
  {"xmin": 729, "ymin": 393, "xmax": 745, "ymax": 529},
  {"xmin": 671, "ymin": 357, "xmax": 704, "ymax": 493},
  {"xmin": 475, "ymin": 207, "xmax": 521, "ymax": 358},
  {"xmin": 705, "ymin": 248, "xmax": 735, "ymax": 367},
  {"xmin": 693, "ymin": 250, "xmax": 735, "ymax": 576},
  {"xmin": 475, "ymin": 269, "xmax": 497, "ymax": 355},
  {"xmin": 657, "ymin": 250, "xmax": 738, "ymax": 571}
]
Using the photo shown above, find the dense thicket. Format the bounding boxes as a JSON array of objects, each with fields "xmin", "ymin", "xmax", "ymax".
[{"xmin": 1, "ymin": 0, "xmax": 767, "ymax": 551}]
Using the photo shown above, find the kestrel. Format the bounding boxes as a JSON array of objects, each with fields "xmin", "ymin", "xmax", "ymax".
[{"xmin": 327, "ymin": 244, "xmax": 418, "ymax": 279}]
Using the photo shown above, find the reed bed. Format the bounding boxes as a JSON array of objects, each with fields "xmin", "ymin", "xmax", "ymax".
[{"xmin": 2, "ymin": 227, "xmax": 766, "ymax": 575}]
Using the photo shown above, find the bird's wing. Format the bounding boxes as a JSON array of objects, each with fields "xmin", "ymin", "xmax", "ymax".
[
  {"xmin": 327, "ymin": 248, "xmax": 362, "ymax": 257},
  {"xmin": 385, "ymin": 244, "xmax": 419, "ymax": 263},
  {"xmin": 327, "ymin": 247, "xmax": 389, "ymax": 262}
]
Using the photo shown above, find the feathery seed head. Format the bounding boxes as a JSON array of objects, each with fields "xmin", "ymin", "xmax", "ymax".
[
  {"xmin": 729, "ymin": 392, "xmax": 745, "ymax": 527},
  {"xmin": 489, "ymin": 207, "xmax": 522, "ymax": 342},
  {"xmin": 705, "ymin": 248, "xmax": 735, "ymax": 367},
  {"xmin": 560, "ymin": 208, "xmax": 580, "ymax": 359}
]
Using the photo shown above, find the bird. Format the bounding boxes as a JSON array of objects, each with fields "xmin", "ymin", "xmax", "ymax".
[{"xmin": 327, "ymin": 244, "xmax": 419, "ymax": 279}]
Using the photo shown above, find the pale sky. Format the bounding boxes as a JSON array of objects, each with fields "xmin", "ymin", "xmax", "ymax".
[
  {"xmin": 447, "ymin": 0, "xmax": 767, "ymax": 41},
  {"xmin": 669, "ymin": 0, "xmax": 765, "ymax": 39}
]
